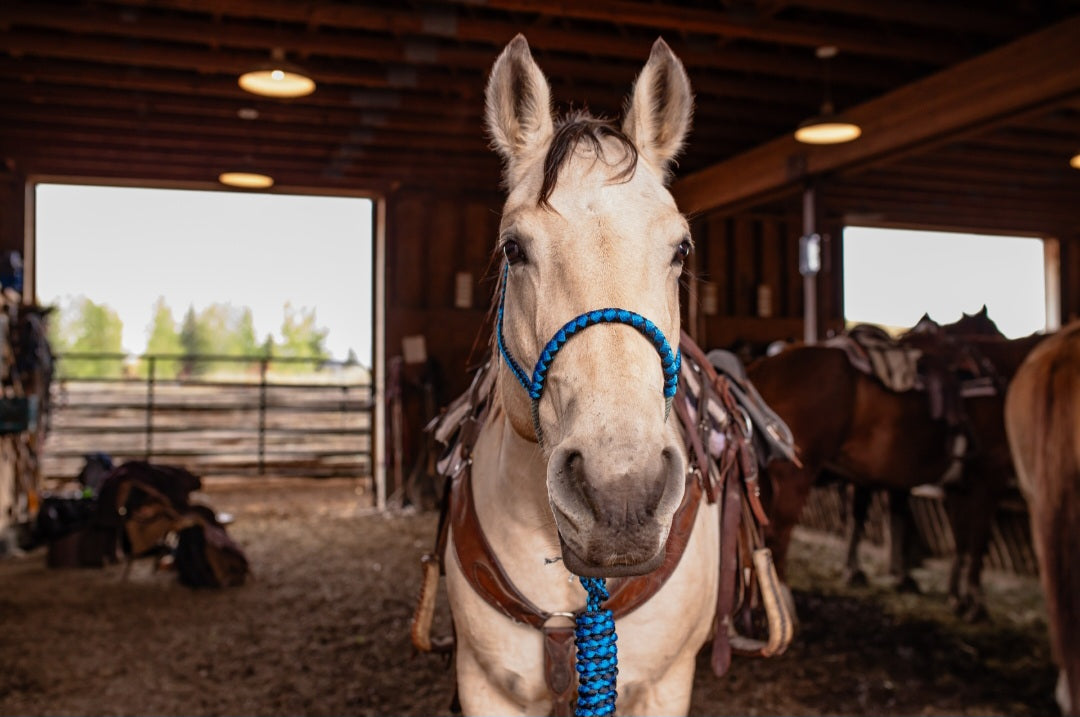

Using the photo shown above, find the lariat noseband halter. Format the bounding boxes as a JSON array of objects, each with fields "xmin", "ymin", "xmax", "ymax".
[
  {"xmin": 494, "ymin": 262, "xmax": 681, "ymax": 717},
  {"xmin": 495, "ymin": 263, "xmax": 681, "ymax": 448}
]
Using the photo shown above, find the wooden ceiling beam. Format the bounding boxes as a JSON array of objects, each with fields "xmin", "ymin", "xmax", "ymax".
[
  {"xmin": 0, "ymin": 83, "xmax": 484, "ymax": 136},
  {"xmin": 0, "ymin": 80, "xmax": 790, "ymax": 149},
  {"xmin": 440, "ymin": 0, "xmax": 966, "ymax": 63},
  {"xmin": 0, "ymin": 27, "xmax": 833, "ymax": 111},
  {"xmin": 0, "ymin": 3, "xmax": 896, "ymax": 96},
  {"xmin": 859, "ymin": 163, "xmax": 1072, "ymax": 191},
  {"xmin": 673, "ymin": 16, "xmax": 1080, "ymax": 214},
  {"xmin": 0, "ymin": 122, "xmax": 490, "ymax": 164},
  {"xmin": 15, "ymin": 156, "xmax": 494, "ymax": 193},
  {"xmin": 776, "ymin": 0, "xmax": 1023, "ymax": 36},
  {"xmin": 833, "ymin": 174, "xmax": 1080, "ymax": 207},
  {"xmin": 12, "ymin": 147, "xmax": 500, "ymax": 183},
  {"xmin": 89, "ymin": 0, "xmax": 921, "ymax": 86},
  {"xmin": 0, "ymin": 57, "xmax": 480, "ymax": 117},
  {"xmin": 826, "ymin": 192, "xmax": 1077, "ymax": 225},
  {"xmin": 0, "ymin": 30, "xmax": 485, "ymax": 96},
  {"xmin": 0, "ymin": 106, "xmax": 489, "ymax": 154}
]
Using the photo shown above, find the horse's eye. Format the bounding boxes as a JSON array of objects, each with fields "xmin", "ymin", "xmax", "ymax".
[
  {"xmin": 673, "ymin": 238, "xmax": 692, "ymax": 263},
  {"xmin": 503, "ymin": 239, "xmax": 526, "ymax": 265}
]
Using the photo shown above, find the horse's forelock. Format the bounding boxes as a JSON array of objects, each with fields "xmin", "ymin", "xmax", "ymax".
[{"xmin": 538, "ymin": 112, "xmax": 638, "ymax": 209}]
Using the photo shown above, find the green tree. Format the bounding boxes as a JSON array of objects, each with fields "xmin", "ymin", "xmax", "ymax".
[
  {"xmin": 274, "ymin": 303, "xmax": 330, "ymax": 373},
  {"xmin": 179, "ymin": 305, "xmax": 210, "ymax": 376},
  {"xmin": 143, "ymin": 297, "xmax": 183, "ymax": 379},
  {"xmin": 52, "ymin": 296, "xmax": 124, "ymax": 378}
]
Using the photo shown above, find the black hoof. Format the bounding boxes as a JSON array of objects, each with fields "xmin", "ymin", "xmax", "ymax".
[
  {"xmin": 961, "ymin": 602, "xmax": 989, "ymax": 624},
  {"xmin": 844, "ymin": 568, "xmax": 868, "ymax": 587}
]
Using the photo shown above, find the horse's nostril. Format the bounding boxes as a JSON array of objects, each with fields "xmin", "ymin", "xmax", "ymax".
[{"xmin": 564, "ymin": 449, "xmax": 583, "ymax": 477}]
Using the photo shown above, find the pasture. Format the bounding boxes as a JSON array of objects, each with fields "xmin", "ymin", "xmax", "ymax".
[{"xmin": 0, "ymin": 478, "xmax": 1056, "ymax": 716}]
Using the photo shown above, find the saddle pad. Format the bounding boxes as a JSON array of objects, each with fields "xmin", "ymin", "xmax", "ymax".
[{"xmin": 825, "ymin": 325, "xmax": 923, "ymax": 393}]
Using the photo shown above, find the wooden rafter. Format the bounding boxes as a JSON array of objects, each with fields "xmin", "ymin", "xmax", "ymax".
[{"xmin": 672, "ymin": 16, "xmax": 1080, "ymax": 215}]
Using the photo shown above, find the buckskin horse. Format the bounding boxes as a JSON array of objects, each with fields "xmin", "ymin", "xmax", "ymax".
[
  {"xmin": 1006, "ymin": 320, "xmax": 1080, "ymax": 715},
  {"xmin": 418, "ymin": 36, "xmax": 786, "ymax": 716},
  {"xmin": 749, "ymin": 327, "xmax": 1045, "ymax": 620}
]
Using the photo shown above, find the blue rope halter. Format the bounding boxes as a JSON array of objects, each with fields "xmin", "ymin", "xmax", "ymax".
[
  {"xmin": 495, "ymin": 262, "xmax": 681, "ymax": 717},
  {"xmin": 495, "ymin": 264, "xmax": 681, "ymax": 446}
]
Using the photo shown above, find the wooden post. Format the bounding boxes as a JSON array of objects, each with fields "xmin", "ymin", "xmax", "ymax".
[{"xmin": 801, "ymin": 185, "xmax": 819, "ymax": 344}]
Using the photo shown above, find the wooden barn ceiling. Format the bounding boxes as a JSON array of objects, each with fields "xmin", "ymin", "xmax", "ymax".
[{"xmin": 1, "ymin": 0, "xmax": 1079, "ymax": 234}]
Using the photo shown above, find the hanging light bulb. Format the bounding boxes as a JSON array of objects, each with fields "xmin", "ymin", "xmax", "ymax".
[
  {"xmin": 795, "ymin": 46, "xmax": 861, "ymax": 146},
  {"xmin": 218, "ymin": 171, "xmax": 274, "ymax": 189},
  {"xmin": 1070, "ymin": 152, "xmax": 1080, "ymax": 170},
  {"xmin": 239, "ymin": 48, "xmax": 316, "ymax": 98}
]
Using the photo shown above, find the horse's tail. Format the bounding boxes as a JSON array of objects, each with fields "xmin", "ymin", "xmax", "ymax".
[{"xmin": 1020, "ymin": 329, "xmax": 1080, "ymax": 713}]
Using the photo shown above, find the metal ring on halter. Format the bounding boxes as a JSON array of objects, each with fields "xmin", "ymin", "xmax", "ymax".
[{"xmin": 496, "ymin": 264, "xmax": 680, "ymax": 448}]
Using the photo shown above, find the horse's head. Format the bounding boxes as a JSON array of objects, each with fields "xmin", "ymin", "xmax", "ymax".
[{"xmin": 486, "ymin": 35, "xmax": 693, "ymax": 577}]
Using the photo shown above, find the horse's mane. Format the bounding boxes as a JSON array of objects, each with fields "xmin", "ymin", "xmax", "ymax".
[{"xmin": 539, "ymin": 110, "xmax": 638, "ymax": 209}]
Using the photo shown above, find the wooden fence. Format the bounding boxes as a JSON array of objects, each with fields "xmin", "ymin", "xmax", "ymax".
[{"xmin": 44, "ymin": 353, "xmax": 373, "ymax": 481}]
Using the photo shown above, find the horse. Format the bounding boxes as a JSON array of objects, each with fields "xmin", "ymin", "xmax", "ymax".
[
  {"xmin": 838, "ymin": 311, "xmax": 1009, "ymax": 594},
  {"xmin": 1005, "ymin": 320, "xmax": 1080, "ymax": 715},
  {"xmin": 442, "ymin": 36, "xmax": 717, "ymax": 715},
  {"xmin": 748, "ymin": 327, "xmax": 1045, "ymax": 620}
]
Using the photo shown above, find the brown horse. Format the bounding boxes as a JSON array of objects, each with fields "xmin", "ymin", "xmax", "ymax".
[
  {"xmin": 749, "ymin": 330, "xmax": 1045, "ymax": 619},
  {"xmin": 1005, "ymin": 321, "xmax": 1080, "ymax": 715},
  {"xmin": 839, "ymin": 311, "xmax": 1008, "ymax": 595}
]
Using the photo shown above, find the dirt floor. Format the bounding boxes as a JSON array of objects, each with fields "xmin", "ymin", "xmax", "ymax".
[{"xmin": 0, "ymin": 478, "xmax": 1060, "ymax": 716}]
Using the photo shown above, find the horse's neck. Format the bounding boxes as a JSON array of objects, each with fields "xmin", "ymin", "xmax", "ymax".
[{"xmin": 470, "ymin": 409, "xmax": 583, "ymax": 612}]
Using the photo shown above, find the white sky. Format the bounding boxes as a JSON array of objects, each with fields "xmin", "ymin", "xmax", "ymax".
[
  {"xmin": 35, "ymin": 184, "xmax": 373, "ymax": 364},
  {"xmin": 843, "ymin": 226, "xmax": 1046, "ymax": 338}
]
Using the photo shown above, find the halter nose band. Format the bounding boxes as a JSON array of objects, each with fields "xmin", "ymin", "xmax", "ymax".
[{"xmin": 496, "ymin": 264, "xmax": 680, "ymax": 445}]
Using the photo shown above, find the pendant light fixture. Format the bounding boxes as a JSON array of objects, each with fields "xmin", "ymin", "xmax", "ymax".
[
  {"xmin": 1070, "ymin": 152, "xmax": 1080, "ymax": 170},
  {"xmin": 239, "ymin": 47, "xmax": 316, "ymax": 98},
  {"xmin": 218, "ymin": 108, "xmax": 274, "ymax": 190},
  {"xmin": 218, "ymin": 171, "xmax": 274, "ymax": 189},
  {"xmin": 794, "ymin": 46, "xmax": 862, "ymax": 145}
]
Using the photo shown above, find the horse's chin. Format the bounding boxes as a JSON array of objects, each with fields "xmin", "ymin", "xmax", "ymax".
[{"xmin": 557, "ymin": 534, "xmax": 665, "ymax": 578}]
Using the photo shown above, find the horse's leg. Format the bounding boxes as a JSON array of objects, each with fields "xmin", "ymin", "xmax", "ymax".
[
  {"xmin": 453, "ymin": 639, "xmax": 546, "ymax": 716},
  {"xmin": 764, "ymin": 460, "xmax": 816, "ymax": 580},
  {"xmin": 842, "ymin": 484, "xmax": 872, "ymax": 586},
  {"xmin": 886, "ymin": 489, "xmax": 922, "ymax": 593},
  {"xmin": 944, "ymin": 475, "xmax": 993, "ymax": 622}
]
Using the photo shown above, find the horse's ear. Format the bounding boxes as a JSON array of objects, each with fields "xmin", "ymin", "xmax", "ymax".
[
  {"xmin": 622, "ymin": 38, "xmax": 693, "ymax": 178},
  {"xmin": 978, "ymin": 305, "xmax": 989, "ymax": 317},
  {"xmin": 485, "ymin": 34, "xmax": 554, "ymax": 178}
]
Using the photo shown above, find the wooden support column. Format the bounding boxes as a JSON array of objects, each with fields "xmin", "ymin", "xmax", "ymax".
[{"xmin": 800, "ymin": 186, "xmax": 819, "ymax": 344}]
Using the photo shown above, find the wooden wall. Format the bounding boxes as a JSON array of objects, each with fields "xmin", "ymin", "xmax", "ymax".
[
  {"xmin": 384, "ymin": 187, "xmax": 502, "ymax": 400},
  {"xmin": 0, "ymin": 172, "xmax": 26, "ymax": 256},
  {"xmin": 687, "ymin": 210, "xmax": 844, "ymax": 352}
]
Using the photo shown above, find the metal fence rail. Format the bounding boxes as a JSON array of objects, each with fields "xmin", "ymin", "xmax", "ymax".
[{"xmin": 45, "ymin": 352, "xmax": 373, "ymax": 480}]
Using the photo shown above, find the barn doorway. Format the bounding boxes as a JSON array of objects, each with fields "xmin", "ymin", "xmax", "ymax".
[
  {"xmin": 31, "ymin": 182, "xmax": 380, "ymax": 485},
  {"xmin": 842, "ymin": 226, "xmax": 1053, "ymax": 338}
]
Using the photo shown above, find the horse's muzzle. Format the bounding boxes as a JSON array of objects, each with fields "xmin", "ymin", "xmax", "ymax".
[{"xmin": 547, "ymin": 444, "xmax": 684, "ymax": 577}]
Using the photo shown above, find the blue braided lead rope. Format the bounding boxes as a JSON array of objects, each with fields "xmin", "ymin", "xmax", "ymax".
[{"xmin": 575, "ymin": 577, "xmax": 618, "ymax": 717}]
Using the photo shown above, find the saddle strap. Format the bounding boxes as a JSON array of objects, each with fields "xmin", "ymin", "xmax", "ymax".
[
  {"xmin": 710, "ymin": 454, "xmax": 743, "ymax": 677},
  {"xmin": 543, "ymin": 625, "xmax": 577, "ymax": 717}
]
